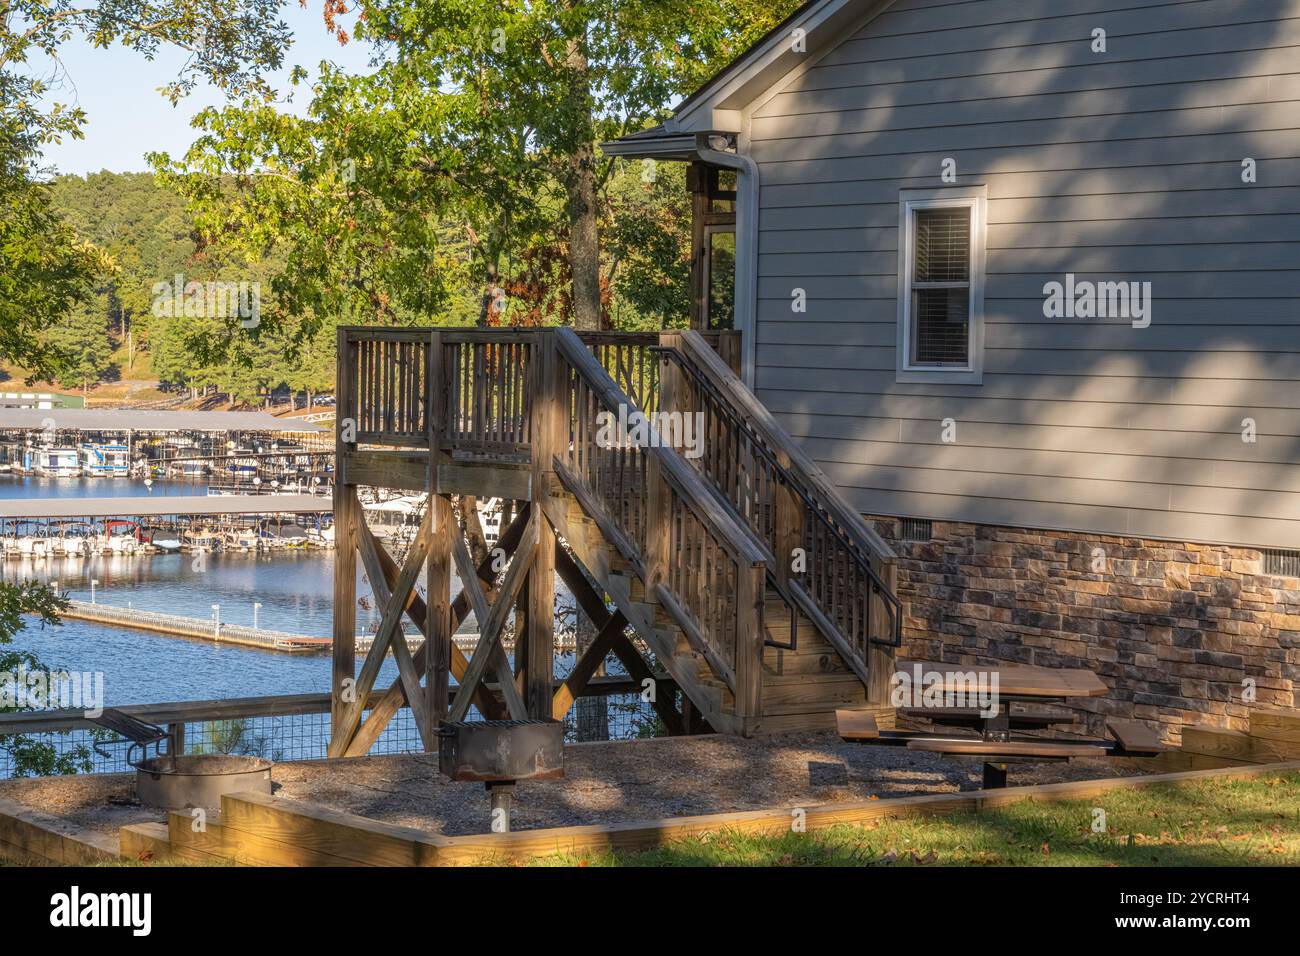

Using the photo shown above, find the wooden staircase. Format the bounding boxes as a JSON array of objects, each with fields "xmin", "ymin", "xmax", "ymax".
[
  {"xmin": 335, "ymin": 324, "xmax": 902, "ymax": 742},
  {"xmin": 542, "ymin": 328, "xmax": 901, "ymax": 737}
]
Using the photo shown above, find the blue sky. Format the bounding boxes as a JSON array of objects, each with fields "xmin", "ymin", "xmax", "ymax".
[{"xmin": 36, "ymin": 4, "xmax": 374, "ymax": 176}]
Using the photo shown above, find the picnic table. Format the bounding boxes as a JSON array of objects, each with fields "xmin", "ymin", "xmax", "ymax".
[{"xmin": 837, "ymin": 662, "xmax": 1167, "ymax": 788}]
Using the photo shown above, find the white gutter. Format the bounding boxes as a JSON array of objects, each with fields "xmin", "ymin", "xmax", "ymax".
[{"xmin": 694, "ymin": 139, "xmax": 760, "ymax": 387}]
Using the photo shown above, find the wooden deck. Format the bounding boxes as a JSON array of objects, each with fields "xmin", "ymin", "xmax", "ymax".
[{"xmin": 330, "ymin": 327, "xmax": 902, "ymax": 754}]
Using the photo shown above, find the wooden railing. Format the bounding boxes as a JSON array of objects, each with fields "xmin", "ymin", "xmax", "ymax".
[
  {"xmin": 549, "ymin": 329, "xmax": 766, "ymax": 715},
  {"xmin": 338, "ymin": 323, "xmax": 892, "ymax": 717},
  {"xmin": 442, "ymin": 330, "xmax": 533, "ymax": 455},
  {"xmin": 350, "ymin": 328, "xmax": 431, "ymax": 446},
  {"xmin": 663, "ymin": 332, "xmax": 900, "ymax": 697},
  {"xmin": 341, "ymin": 327, "xmax": 739, "ymax": 458}
]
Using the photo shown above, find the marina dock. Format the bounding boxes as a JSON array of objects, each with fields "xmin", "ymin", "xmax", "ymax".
[
  {"xmin": 61, "ymin": 600, "xmax": 334, "ymax": 654},
  {"xmin": 57, "ymin": 600, "xmax": 577, "ymax": 655}
]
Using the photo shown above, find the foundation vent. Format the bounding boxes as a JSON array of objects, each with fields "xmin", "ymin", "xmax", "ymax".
[
  {"xmin": 1264, "ymin": 548, "xmax": 1300, "ymax": 578},
  {"xmin": 900, "ymin": 518, "xmax": 933, "ymax": 542}
]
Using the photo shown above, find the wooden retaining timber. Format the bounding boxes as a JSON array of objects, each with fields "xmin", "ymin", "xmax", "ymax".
[
  {"xmin": 1143, "ymin": 708, "xmax": 1300, "ymax": 772},
  {"xmin": 330, "ymin": 326, "xmax": 903, "ymax": 753},
  {"xmin": 0, "ymin": 796, "xmax": 118, "ymax": 865},
  {"xmin": 106, "ymin": 758, "xmax": 1300, "ymax": 867}
]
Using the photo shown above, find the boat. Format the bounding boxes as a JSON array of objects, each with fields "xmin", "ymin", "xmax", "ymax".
[
  {"xmin": 180, "ymin": 528, "xmax": 223, "ymax": 553},
  {"xmin": 222, "ymin": 528, "xmax": 261, "ymax": 552},
  {"xmin": 23, "ymin": 536, "xmax": 53, "ymax": 559},
  {"xmin": 306, "ymin": 525, "xmax": 335, "ymax": 547},
  {"xmin": 33, "ymin": 446, "xmax": 81, "ymax": 477},
  {"xmin": 105, "ymin": 519, "xmax": 142, "ymax": 555},
  {"xmin": 79, "ymin": 442, "xmax": 130, "ymax": 477},
  {"xmin": 145, "ymin": 528, "xmax": 182, "ymax": 553}
]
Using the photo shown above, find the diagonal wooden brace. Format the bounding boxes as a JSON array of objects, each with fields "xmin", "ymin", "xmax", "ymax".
[{"xmin": 449, "ymin": 513, "xmax": 538, "ymax": 722}]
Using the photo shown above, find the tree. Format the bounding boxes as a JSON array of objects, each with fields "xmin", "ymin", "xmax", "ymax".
[
  {"xmin": 154, "ymin": 1, "xmax": 797, "ymax": 341},
  {"xmin": 49, "ymin": 172, "xmax": 196, "ymax": 375},
  {"xmin": 1, "ymin": 0, "xmax": 293, "ymax": 377},
  {"xmin": 341, "ymin": 0, "xmax": 796, "ymax": 331},
  {"xmin": 46, "ymin": 293, "xmax": 114, "ymax": 396},
  {"xmin": 0, "ymin": 174, "xmax": 103, "ymax": 378}
]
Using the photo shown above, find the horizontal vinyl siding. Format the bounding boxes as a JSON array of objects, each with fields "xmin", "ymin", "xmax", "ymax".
[{"xmin": 747, "ymin": 0, "xmax": 1300, "ymax": 549}]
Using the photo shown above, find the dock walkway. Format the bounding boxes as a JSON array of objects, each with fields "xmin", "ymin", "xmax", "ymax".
[{"xmin": 58, "ymin": 601, "xmax": 577, "ymax": 655}]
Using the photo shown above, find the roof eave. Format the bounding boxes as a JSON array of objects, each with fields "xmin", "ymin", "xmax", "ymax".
[{"xmin": 670, "ymin": 0, "xmax": 895, "ymax": 134}]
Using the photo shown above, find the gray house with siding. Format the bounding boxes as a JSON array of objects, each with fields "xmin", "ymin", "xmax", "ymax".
[{"xmin": 606, "ymin": 0, "xmax": 1300, "ymax": 732}]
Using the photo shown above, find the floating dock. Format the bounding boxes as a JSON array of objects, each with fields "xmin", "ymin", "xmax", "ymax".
[
  {"xmin": 57, "ymin": 600, "xmax": 579, "ymax": 655},
  {"xmin": 61, "ymin": 600, "xmax": 333, "ymax": 654}
]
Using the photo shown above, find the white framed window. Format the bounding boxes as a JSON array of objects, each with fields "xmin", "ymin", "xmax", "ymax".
[{"xmin": 896, "ymin": 186, "xmax": 987, "ymax": 384}]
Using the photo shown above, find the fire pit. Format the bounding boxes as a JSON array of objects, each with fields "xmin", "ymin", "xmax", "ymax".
[
  {"xmin": 437, "ymin": 719, "xmax": 564, "ymax": 832},
  {"xmin": 135, "ymin": 754, "xmax": 273, "ymax": 810}
]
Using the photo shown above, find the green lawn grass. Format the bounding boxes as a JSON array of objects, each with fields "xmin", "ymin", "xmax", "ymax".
[{"xmin": 532, "ymin": 772, "xmax": 1300, "ymax": 867}]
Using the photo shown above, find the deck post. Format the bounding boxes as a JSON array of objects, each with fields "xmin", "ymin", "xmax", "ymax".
[
  {"xmin": 330, "ymin": 328, "xmax": 359, "ymax": 757},
  {"xmin": 525, "ymin": 332, "xmax": 558, "ymax": 719},
  {"xmin": 644, "ymin": 334, "xmax": 681, "ymax": 598},
  {"xmin": 866, "ymin": 557, "xmax": 899, "ymax": 707},
  {"xmin": 772, "ymin": 449, "xmax": 804, "ymax": 592},
  {"xmin": 426, "ymin": 331, "xmax": 453, "ymax": 733},
  {"xmin": 734, "ymin": 559, "xmax": 766, "ymax": 735}
]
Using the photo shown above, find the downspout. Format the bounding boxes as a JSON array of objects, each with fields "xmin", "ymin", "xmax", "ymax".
[{"xmin": 694, "ymin": 135, "xmax": 760, "ymax": 387}]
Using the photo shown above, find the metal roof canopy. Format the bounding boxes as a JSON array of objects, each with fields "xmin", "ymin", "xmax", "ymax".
[
  {"xmin": 0, "ymin": 495, "xmax": 331, "ymax": 519},
  {"xmin": 0, "ymin": 408, "xmax": 325, "ymax": 433}
]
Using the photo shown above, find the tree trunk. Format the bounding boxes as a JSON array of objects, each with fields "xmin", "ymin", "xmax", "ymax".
[
  {"xmin": 477, "ymin": 260, "xmax": 499, "ymax": 328},
  {"xmin": 565, "ymin": 145, "xmax": 601, "ymax": 332},
  {"xmin": 563, "ymin": 36, "xmax": 601, "ymax": 332}
]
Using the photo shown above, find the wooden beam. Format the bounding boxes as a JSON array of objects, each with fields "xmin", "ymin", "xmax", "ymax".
[
  {"xmin": 335, "ymin": 502, "xmax": 435, "ymax": 751},
  {"xmin": 341, "ymin": 449, "xmax": 430, "ymax": 493},
  {"xmin": 552, "ymin": 542, "xmax": 685, "ymax": 735},
  {"xmin": 552, "ymin": 609, "xmax": 625, "ymax": 720},
  {"xmin": 450, "ymin": 529, "xmax": 522, "ymax": 714},
  {"xmin": 437, "ymin": 462, "xmax": 531, "ymax": 501},
  {"xmin": 349, "ymin": 513, "xmax": 503, "ymax": 759},
  {"xmin": 427, "ymin": 494, "xmax": 454, "ymax": 730},
  {"xmin": 352, "ymin": 519, "xmax": 435, "ymax": 750},
  {"xmin": 449, "ymin": 514, "xmax": 538, "ymax": 722},
  {"xmin": 329, "ymin": 328, "xmax": 359, "ymax": 757},
  {"xmin": 358, "ymin": 504, "xmax": 535, "ymax": 746},
  {"xmin": 526, "ymin": 515, "xmax": 556, "ymax": 719}
]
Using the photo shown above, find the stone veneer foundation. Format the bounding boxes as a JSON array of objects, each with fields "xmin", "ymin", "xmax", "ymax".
[{"xmin": 866, "ymin": 516, "xmax": 1300, "ymax": 741}]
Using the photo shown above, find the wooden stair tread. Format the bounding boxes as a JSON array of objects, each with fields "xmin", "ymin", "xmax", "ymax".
[
  {"xmin": 1107, "ymin": 718, "xmax": 1169, "ymax": 754},
  {"xmin": 836, "ymin": 708, "xmax": 880, "ymax": 741}
]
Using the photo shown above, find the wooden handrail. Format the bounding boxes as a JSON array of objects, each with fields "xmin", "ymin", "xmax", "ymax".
[
  {"xmin": 680, "ymin": 330, "xmax": 895, "ymax": 564},
  {"xmin": 554, "ymin": 329, "xmax": 767, "ymax": 569}
]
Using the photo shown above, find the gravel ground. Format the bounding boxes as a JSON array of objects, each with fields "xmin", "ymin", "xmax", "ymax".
[{"xmin": 0, "ymin": 731, "xmax": 1147, "ymax": 843}]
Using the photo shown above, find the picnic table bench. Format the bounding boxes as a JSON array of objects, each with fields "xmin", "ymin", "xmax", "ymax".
[{"xmin": 837, "ymin": 662, "xmax": 1168, "ymax": 788}]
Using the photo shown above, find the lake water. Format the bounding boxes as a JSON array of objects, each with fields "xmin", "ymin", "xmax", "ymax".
[
  {"xmin": 0, "ymin": 475, "xmax": 211, "ymax": 500},
  {"xmin": 3, "ymin": 549, "xmax": 400, "ymax": 704}
]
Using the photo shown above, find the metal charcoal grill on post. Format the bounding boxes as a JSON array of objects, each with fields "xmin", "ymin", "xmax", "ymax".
[{"xmin": 436, "ymin": 719, "xmax": 565, "ymax": 833}]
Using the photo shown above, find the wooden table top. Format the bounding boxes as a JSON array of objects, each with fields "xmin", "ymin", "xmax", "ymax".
[{"xmin": 898, "ymin": 661, "xmax": 1109, "ymax": 699}]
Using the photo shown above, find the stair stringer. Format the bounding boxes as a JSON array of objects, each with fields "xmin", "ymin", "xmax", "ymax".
[{"xmin": 539, "ymin": 489, "xmax": 743, "ymax": 736}]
